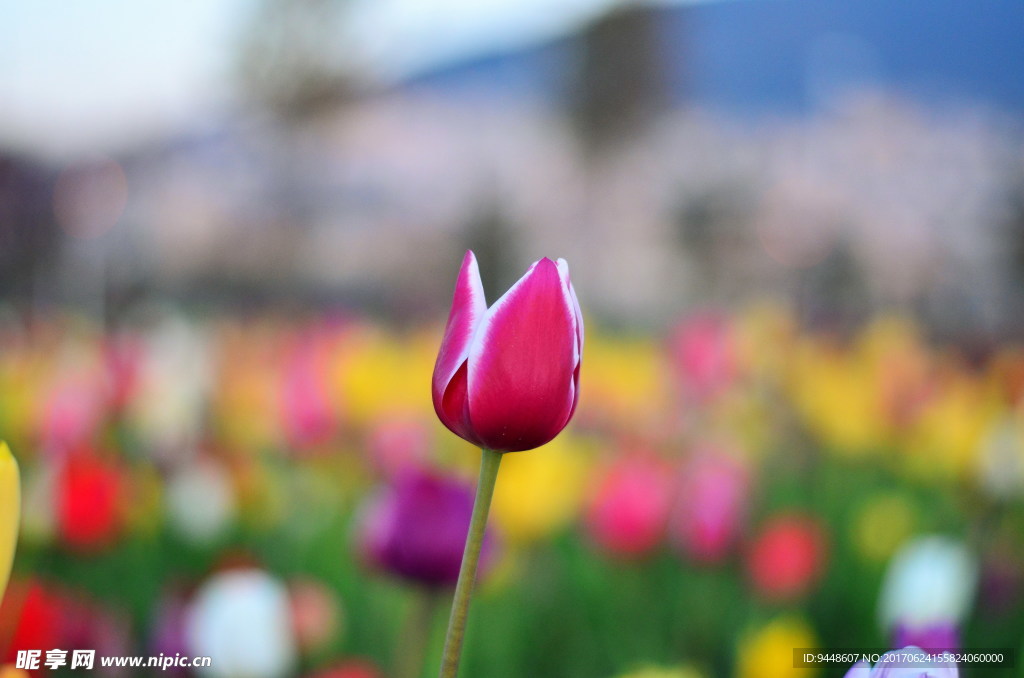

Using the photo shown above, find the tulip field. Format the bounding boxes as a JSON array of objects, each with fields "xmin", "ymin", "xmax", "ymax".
[{"xmin": 0, "ymin": 302, "xmax": 1022, "ymax": 678}]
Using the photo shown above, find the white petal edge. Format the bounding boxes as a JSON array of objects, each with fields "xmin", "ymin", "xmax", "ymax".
[
  {"xmin": 556, "ymin": 258, "xmax": 584, "ymax": 360},
  {"xmin": 435, "ymin": 251, "xmax": 488, "ymax": 393}
]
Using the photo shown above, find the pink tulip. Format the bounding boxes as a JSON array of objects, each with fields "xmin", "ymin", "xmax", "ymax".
[
  {"xmin": 432, "ymin": 251, "xmax": 583, "ymax": 452},
  {"xmin": 671, "ymin": 449, "xmax": 750, "ymax": 563},
  {"xmin": 585, "ymin": 454, "xmax": 675, "ymax": 558},
  {"xmin": 669, "ymin": 312, "xmax": 736, "ymax": 403},
  {"xmin": 280, "ymin": 332, "xmax": 337, "ymax": 451}
]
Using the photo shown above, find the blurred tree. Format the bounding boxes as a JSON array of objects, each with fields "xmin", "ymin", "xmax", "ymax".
[
  {"xmin": 1001, "ymin": 176, "xmax": 1024, "ymax": 337},
  {"xmin": 462, "ymin": 194, "xmax": 521, "ymax": 296},
  {"xmin": 0, "ymin": 155, "xmax": 61, "ymax": 305},
  {"xmin": 236, "ymin": 0, "xmax": 359, "ymax": 121},
  {"xmin": 569, "ymin": 4, "xmax": 669, "ymax": 155}
]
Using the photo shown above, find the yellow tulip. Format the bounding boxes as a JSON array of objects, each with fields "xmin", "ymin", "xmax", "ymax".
[
  {"xmin": 490, "ymin": 435, "xmax": 593, "ymax": 544},
  {"xmin": 851, "ymin": 493, "xmax": 916, "ymax": 563},
  {"xmin": 736, "ymin": 617, "xmax": 818, "ymax": 678},
  {"xmin": 581, "ymin": 333, "xmax": 671, "ymax": 432},
  {"xmin": 0, "ymin": 441, "xmax": 20, "ymax": 601}
]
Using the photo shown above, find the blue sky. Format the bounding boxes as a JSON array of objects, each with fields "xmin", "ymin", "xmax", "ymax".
[{"xmin": 0, "ymin": 0, "xmax": 657, "ymax": 158}]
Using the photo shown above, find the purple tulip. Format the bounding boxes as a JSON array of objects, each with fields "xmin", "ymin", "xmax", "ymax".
[
  {"xmin": 892, "ymin": 621, "xmax": 960, "ymax": 654},
  {"xmin": 844, "ymin": 647, "xmax": 958, "ymax": 678},
  {"xmin": 356, "ymin": 470, "xmax": 495, "ymax": 588}
]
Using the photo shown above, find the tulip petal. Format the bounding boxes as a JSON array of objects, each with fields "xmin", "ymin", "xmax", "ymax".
[
  {"xmin": 556, "ymin": 258, "xmax": 584, "ymax": 356},
  {"xmin": 432, "ymin": 251, "xmax": 487, "ymax": 438},
  {"xmin": 467, "ymin": 258, "xmax": 577, "ymax": 451},
  {"xmin": 557, "ymin": 258, "xmax": 584, "ymax": 419}
]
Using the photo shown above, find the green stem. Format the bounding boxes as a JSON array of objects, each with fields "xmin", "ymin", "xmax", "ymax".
[
  {"xmin": 397, "ymin": 589, "xmax": 440, "ymax": 678},
  {"xmin": 438, "ymin": 448, "xmax": 503, "ymax": 678}
]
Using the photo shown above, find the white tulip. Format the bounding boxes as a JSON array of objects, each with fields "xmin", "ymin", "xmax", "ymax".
[
  {"xmin": 879, "ymin": 536, "xmax": 977, "ymax": 632},
  {"xmin": 186, "ymin": 570, "xmax": 296, "ymax": 678}
]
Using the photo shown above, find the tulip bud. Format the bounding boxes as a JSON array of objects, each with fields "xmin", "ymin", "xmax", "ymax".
[
  {"xmin": 0, "ymin": 442, "xmax": 19, "ymax": 601},
  {"xmin": 432, "ymin": 251, "xmax": 583, "ymax": 452}
]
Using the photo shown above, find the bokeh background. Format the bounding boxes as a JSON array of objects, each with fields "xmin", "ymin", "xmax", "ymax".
[{"xmin": 1, "ymin": 0, "xmax": 1024, "ymax": 676}]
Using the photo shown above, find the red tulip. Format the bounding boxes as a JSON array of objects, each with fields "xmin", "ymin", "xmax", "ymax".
[
  {"xmin": 1, "ymin": 581, "xmax": 64, "ymax": 668},
  {"xmin": 432, "ymin": 251, "xmax": 583, "ymax": 452},
  {"xmin": 56, "ymin": 454, "xmax": 123, "ymax": 551},
  {"xmin": 747, "ymin": 513, "xmax": 827, "ymax": 601}
]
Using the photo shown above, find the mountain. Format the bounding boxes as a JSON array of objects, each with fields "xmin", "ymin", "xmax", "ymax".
[{"xmin": 401, "ymin": 0, "xmax": 1024, "ymax": 115}]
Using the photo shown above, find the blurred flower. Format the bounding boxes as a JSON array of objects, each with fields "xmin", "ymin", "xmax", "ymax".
[
  {"xmin": 843, "ymin": 646, "xmax": 957, "ymax": 678},
  {"xmin": 61, "ymin": 596, "xmax": 132, "ymax": 677},
  {"xmin": 38, "ymin": 367, "xmax": 107, "ymax": 455},
  {"xmin": 858, "ymin": 317, "xmax": 933, "ymax": 436},
  {"xmin": 0, "ymin": 667, "xmax": 29, "ymax": 678},
  {"xmin": 669, "ymin": 312, "xmax": 737, "ymax": 404},
  {"xmin": 733, "ymin": 301, "xmax": 796, "ymax": 381},
  {"xmin": 432, "ymin": 252, "xmax": 583, "ymax": 452},
  {"xmin": 891, "ymin": 622, "xmax": 959, "ymax": 654},
  {"xmin": 586, "ymin": 453, "xmax": 674, "ymax": 558},
  {"xmin": 279, "ymin": 330, "xmax": 337, "ymax": 451},
  {"xmin": 165, "ymin": 459, "xmax": 236, "ymax": 545},
  {"xmin": 851, "ymin": 493, "xmax": 917, "ymax": 564},
  {"xmin": 580, "ymin": 333, "xmax": 668, "ymax": 433},
  {"xmin": 366, "ymin": 418, "xmax": 431, "ymax": 477},
  {"xmin": 150, "ymin": 594, "xmax": 190, "ymax": 670},
  {"xmin": 736, "ymin": 616, "xmax": 818, "ymax": 678},
  {"xmin": 234, "ymin": 457, "xmax": 289, "ymax": 531},
  {"xmin": 747, "ymin": 513, "xmax": 827, "ymax": 601},
  {"xmin": 1, "ymin": 581, "xmax": 64, "ymax": 666},
  {"xmin": 102, "ymin": 330, "xmax": 143, "ymax": 414},
  {"xmin": 789, "ymin": 340, "xmax": 886, "ymax": 454},
  {"xmin": 490, "ymin": 435, "xmax": 591, "ymax": 544},
  {"xmin": 977, "ymin": 548, "xmax": 1024, "ymax": 617},
  {"xmin": 0, "ymin": 443, "xmax": 19, "ymax": 601},
  {"xmin": 128, "ymin": 317, "xmax": 211, "ymax": 459},
  {"xmin": 670, "ymin": 448, "xmax": 749, "ymax": 563},
  {"xmin": 122, "ymin": 465, "xmax": 164, "ymax": 537},
  {"xmin": 976, "ymin": 414, "xmax": 1024, "ymax": 499},
  {"xmin": 185, "ymin": 569, "xmax": 296, "ymax": 678},
  {"xmin": 213, "ymin": 322, "xmax": 282, "ymax": 452},
  {"xmin": 615, "ymin": 665, "xmax": 703, "ymax": 678},
  {"xmin": 288, "ymin": 578, "xmax": 342, "ymax": 655},
  {"xmin": 879, "ymin": 537, "xmax": 977, "ymax": 650},
  {"xmin": 905, "ymin": 375, "xmax": 995, "ymax": 480},
  {"xmin": 56, "ymin": 453, "xmax": 123, "ymax": 552},
  {"xmin": 356, "ymin": 469, "xmax": 495, "ymax": 587},
  {"xmin": 307, "ymin": 659, "xmax": 383, "ymax": 678},
  {"xmin": 333, "ymin": 325, "xmax": 436, "ymax": 427},
  {"xmin": 18, "ymin": 465, "xmax": 55, "ymax": 547}
]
